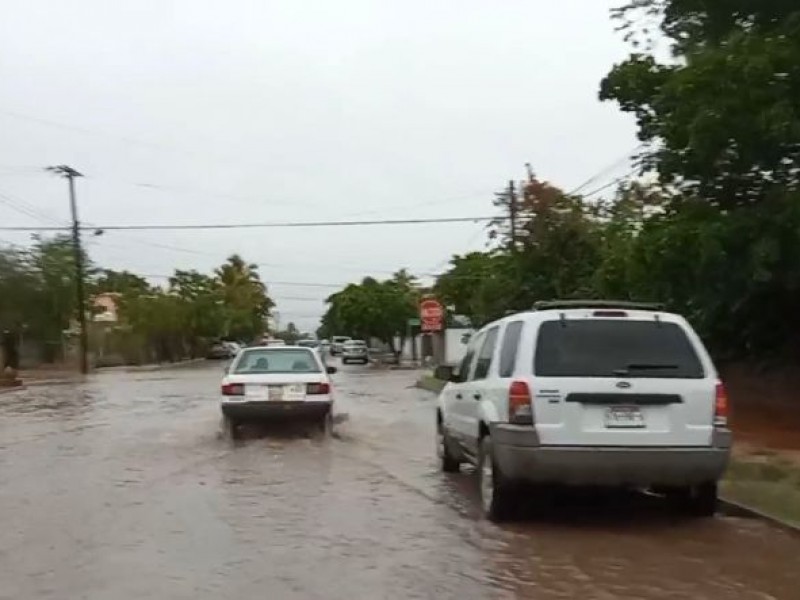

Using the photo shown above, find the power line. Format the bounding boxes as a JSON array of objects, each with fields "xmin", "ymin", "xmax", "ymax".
[
  {"xmin": 566, "ymin": 144, "xmax": 643, "ymax": 196},
  {"xmin": 0, "ymin": 215, "xmax": 503, "ymax": 232},
  {"xmin": 336, "ymin": 189, "xmax": 495, "ymax": 219},
  {"xmin": 84, "ymin": 175, "xmax": 326, "ymax": 210},
  {"xmin": 0, "ymin": 190, "xmax": 67, "ymax": 227},
  {"xmin": 0, "ymin": 108, "xmax": 283, "ymax": 171},
  {"xmin": 580, "ymin": 169, "xmax": 639, "ymax": 199},
  {"xmin": 132, "ymin": 273, "xmax": 344, "ymax": 289}
]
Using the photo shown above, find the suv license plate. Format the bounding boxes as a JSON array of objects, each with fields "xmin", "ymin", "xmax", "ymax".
[{"xmin": 604, "ymin": 405, "xmax": 645, "ymax": 428}]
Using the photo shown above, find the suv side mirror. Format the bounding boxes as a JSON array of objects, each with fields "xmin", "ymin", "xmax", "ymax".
[
  {"xmin": 434, "ymin": 365, "xmax": 455, "ymax": 382},
  {"xmin": 326, "ymin": 366, "xmax": 338, "ymax": 374}
]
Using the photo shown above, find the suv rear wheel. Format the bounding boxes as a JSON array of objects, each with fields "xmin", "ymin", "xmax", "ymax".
[
  {"xmin": 478, "ymin": 436, "xmax": 514, "ymax": 522},
  {"xmin": 666, "ymin": 482, "xmax": 718, "ymax": 517}
]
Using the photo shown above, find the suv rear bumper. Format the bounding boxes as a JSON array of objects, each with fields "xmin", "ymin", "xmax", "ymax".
[{"xmin": 490, "ymin": 423, "xmax": 731, "ymax": 487}]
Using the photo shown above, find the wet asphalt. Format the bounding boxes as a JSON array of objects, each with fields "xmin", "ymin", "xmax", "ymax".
[{"xmin": 1, "ymin": 361, "xmax": 799, "ymax": 599}]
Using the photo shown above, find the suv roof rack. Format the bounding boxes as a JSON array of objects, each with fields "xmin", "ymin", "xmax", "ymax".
[{"xmin": 532, "ymin": 300, "xmax": 666, "ymax": 312}]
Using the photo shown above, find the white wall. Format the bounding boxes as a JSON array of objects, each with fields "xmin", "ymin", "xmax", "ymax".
[{"xmin": 445, "ymin": 328, "xmax": 474, "ymax": 365}]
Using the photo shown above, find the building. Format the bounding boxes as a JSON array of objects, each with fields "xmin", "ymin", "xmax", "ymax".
[{"xmin": 92, "ymin": 292, "xmax": 121, "ymax": 323}]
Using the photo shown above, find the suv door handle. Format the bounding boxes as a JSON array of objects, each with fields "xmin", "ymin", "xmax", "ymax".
[
  {"xmin": 455, "ymin": 393, "xmax": 463, "ymax": 400},
  {"xmin": 473, "ymin": 393, "xmax": 481, "ymax": 400}
]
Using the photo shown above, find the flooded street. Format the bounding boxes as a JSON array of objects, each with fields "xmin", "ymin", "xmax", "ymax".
[{"xmin": 1, "ymin": 362, "xmax": 799, "ymax": 599}]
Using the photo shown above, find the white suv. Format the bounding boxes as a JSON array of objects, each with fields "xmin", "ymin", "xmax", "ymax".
[{"xmin": 435, "ymin": 300, "xmax": 731, "ymax": 521}]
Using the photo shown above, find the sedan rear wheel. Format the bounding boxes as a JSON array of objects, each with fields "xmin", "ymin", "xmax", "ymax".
[
  {"xmin": 222, "ymin": 414, "xmax": 242, "ymax": 440},
  {"xmin": 318, "ymin": 411, "xmax": 333, "ymax": 438}
]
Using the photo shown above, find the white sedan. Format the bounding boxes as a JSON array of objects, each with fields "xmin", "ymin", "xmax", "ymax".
[{"xmin": 220, "ymin": 345, "xmax": 337, "ymax": 438}]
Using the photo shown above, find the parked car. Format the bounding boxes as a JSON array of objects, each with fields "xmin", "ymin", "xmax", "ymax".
[
  {"xmin": 341, "ymin": 340, "xmax": 369, "ymax": 365},
  {"xmin": 208, "ymin": 341, "xmax": 236, "ymax": 359},
  {"xmin": 297, "ymin": 339, "xmax": 320, "ymax": 349},
  {"xmin": 435, "ymin": 300, "xmax": 731, "ymax": 521},
  {"xmin": 220, "ymin": 345, "xmax": 337, "ymax": 438},
  {"xmin": 223, "ymin": 341, "xmax": 242, "ymax": 355},
  {"xmin": 330, "ymin": 336, "xmax": 351, "ymax": 356}
]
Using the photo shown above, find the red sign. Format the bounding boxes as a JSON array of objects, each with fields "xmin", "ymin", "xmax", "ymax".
[{"xmin": 419, "ymin": 298, "xmax": 444, "ymax": 332}]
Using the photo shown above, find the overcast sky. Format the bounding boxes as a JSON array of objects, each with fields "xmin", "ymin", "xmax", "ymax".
[{"xmin": 0, "ymin": 0, "xmax": 637, "ymax": 331}]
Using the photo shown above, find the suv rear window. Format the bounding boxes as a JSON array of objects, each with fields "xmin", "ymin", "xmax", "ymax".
[{"xmin": 534, "ymin": 319, "xmax": 704, "ymax": 379}]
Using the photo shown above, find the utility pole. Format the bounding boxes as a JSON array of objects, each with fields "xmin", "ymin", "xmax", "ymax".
[
  {"xmin": 47, "ymin": 165, "xmax": 89, "ymax": 375},
  {"xmin": 508, "ymin": 179, "xmax": 518, "ymax": 253},
  {"xmin": 525, "ymin": 162, "xmax": 535, "ymax": 182}
]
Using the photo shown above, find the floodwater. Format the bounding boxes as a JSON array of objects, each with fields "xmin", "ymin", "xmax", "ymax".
[{"xmin": 1, "ymin": 362, "xmax": 798, "ymax": 599}]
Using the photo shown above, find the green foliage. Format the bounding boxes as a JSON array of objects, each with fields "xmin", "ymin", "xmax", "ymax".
[
  {"xmin": 93, "ymin": 269, "xmax": 152, "ymax": 296},
  {"xmin": 116, "ymin": 256, "xmax": 275, "ymax": 361},
  {"xmin": 0, "ymin": 235, "xmax": 92, "ymax": 342},
  {"xmin": 320, "ymin": 271, "xmax": 418, "ymax": 354},
  {"xmin": 215, "ymin": 255, "xmax": 274, "ymax": 341},
  {"xmin": 434, "ymin": 175, "xmax": 800, "ymax": 361},
  {"xmin": 0, "ymin": 239, "xmax": 275, "ymax": 365},
  {"xmin": 601, "ymin": 1, "xmax": 800, "ymax": 206},
  {"xmin": 274, "ymin": 322, "xmax": 301, "ymax": 344}
]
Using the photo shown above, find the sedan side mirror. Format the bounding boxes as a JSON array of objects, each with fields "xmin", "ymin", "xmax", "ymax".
[
  {"xmin": 434, "ymin": 365, "xmax": 455, "ymax": 382},
  {"xmin": 326, "ymin": 366, "xmax": 338, "ymax": 374}
]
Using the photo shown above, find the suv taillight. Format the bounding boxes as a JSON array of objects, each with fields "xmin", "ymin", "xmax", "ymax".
[
  {"xmin": 221, "ymin": 383, "xmax": 244, "ymax": 396},
  {"xmin": 714, "ymin": 381, "xmax": 729, "ymax": 426},
  {"xmin": 509, "ymin": 380, "xmax": 533, "ymax": 424},
  {"xmin": 307, "ymin": 382, "xmax": 331, "ymax": 395}
]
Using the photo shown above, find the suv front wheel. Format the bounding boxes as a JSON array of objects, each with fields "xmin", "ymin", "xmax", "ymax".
[
  {"xmin": 437, "ymin": 421, "xmax": 460, "ymax": 473},
  {"xmin": 478, "ymin": 436, "xmax": 514, "ymax": 522}
]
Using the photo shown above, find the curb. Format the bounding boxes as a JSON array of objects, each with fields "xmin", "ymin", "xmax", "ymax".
[
  {"xmin": 98, "ymin": 358, "xmax": 207, "ymax": 373},
  {"xmin": 124, "ymin": 358, "xmax": 206, "ymax": 372},
  {"xmin": 415, "ymin": 377, "xmax": 445, "ymax": 394},
  {"xmin": 719, "ymin": 497, "xmax": 800, "ymax": 536}
]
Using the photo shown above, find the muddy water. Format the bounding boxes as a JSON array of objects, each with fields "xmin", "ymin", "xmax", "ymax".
[{"xmin": 0, "ymin": 362, "xmax": 798, "ymax": 599}]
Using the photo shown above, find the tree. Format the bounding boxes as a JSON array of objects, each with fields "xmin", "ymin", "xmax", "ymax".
[
  {"xmin": 600, "ymin": 1, "xmax": 800, "ymax": 206},
  {"xmin": 169, "ymin": 270, "xmax": 225, "ymax": 344},
  {"xmin": 28, "ymin": 235, "xmax": 94, "ymax": 345},
  {"xmin": 436, "ymin": 176, "xmax": 604, "ymax": 326},
  {"xmin": 215, "ymin": 255, "xmax": 274, "ymax": 341},
  {"xmin": 93, "ymin": 269, "xmax": 152, "ymax": 296},
  {"xmin": 274, "ymin": 322, "xmax": 301, "ymax": 344},
  {"xmin": 321, "ymin": 272, "xmax": 419, "ymax": 356},
  {"xmin": 434, "ymin": 252, "xmax": 513, "ymax": 327}
]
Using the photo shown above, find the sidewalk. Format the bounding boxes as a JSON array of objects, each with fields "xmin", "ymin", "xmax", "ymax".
[
  {"xmin": 7, "ymin": 357, "xmax": 208, "ymax": 389},
  {"xmin": 96, "ymin": 357, "xmax": 206, "ymax": 373},
  {"xmin": 723, "ymin": 401, "xmax": 800, "ymax": 530}
]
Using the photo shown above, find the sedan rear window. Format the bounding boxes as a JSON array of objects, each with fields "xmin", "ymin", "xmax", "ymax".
[
  {"xmin": 233, "ymin": 349, "xmax": 321, "ymax": 374},
  {"xmin": 534, "ymin": 319, "xmax": 704, "ymax": 379}
]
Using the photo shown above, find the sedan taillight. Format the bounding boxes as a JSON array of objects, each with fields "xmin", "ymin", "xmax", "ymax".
[
  {"xmin": 307, "ymin": 382, "xmax": 331, "ymax": 395},
  {"xmin": 221, "ymin": 383, "xmax": 244, "ymax": 396}
]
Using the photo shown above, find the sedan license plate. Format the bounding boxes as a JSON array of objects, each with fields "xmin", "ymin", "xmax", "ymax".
[
  {"xmin": 604, "ymin": 405, "xmax": 644, "ymax": 428},
  {"xmin": 282, "ymin": 384, "xmax": 306, "ymax": 402}
]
